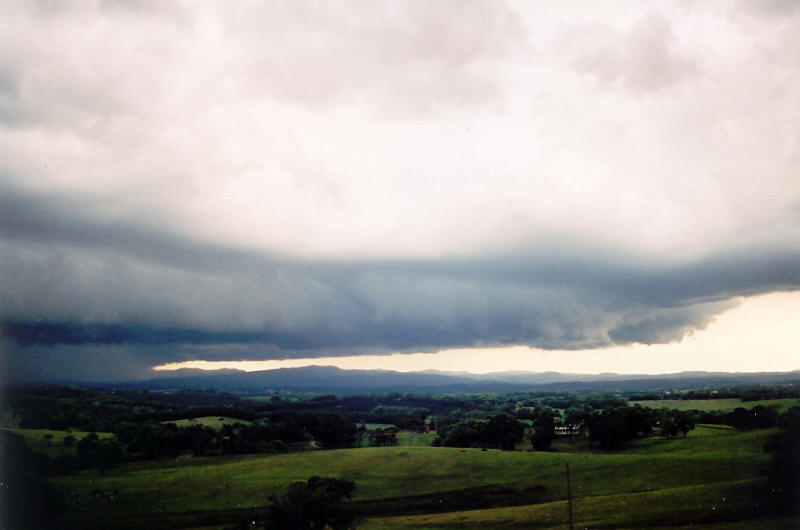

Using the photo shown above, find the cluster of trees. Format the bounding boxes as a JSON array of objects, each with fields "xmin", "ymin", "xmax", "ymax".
[
  {"xmin": 562, "ymin": 406, "xmax": 694, "ymax": 450},
  {"xmin": 9, "ymin": 384, "xmax": 799, "ymax": 435},
  {"xmin": 5, "ymin": 385, "xmax": 793, "ymax": 474},
  {"xmin": 366, "ymin": 427, "xmax": 398, "ymax": 447},
  {"xmin": 679, "ymin": 406, "xmax": 782, "ymax": 431},
  {"xmin": 242, "ymin": 476, "xmax": 357, "ymax": 530},
  {"xmin": 658, "ymin": 411, "xmax": 695, "ymax": 438},
  {"xmin": 75, "ymin": 433, "xmax": 125, "ymax": 473},
  {"xmin": 42, "ymin": 413, "xmax": 363, "ymax": 473},
  {"xmin": 433, "ymin": 414, "xmax": 525, "ymax": 450},
  {"xmin": 116, "ymin": 421, "xmax": 298, "ymax": 459},
  {"xmin": 7, "ymin": 387, "xmax": 249, "ymax": 432},
  {"xmin": 727, "ymin": 406, "xmax": 779, "ymax": 431},
  {"xmin": 34, "ymin": 433, "xmax": 127, "ymax": 475},
  {"xmin": 531, "ymin": 410, "xmax": 556, "ymax": 450},
  {"xmin": 432, "ymin": 405, "xmax": 698, "ymax": 452}
]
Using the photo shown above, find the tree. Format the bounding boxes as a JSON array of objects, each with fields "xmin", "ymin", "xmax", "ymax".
[
  {"xmin": 62, "ymin": 435, "xmax": 76, "ymax": 449},
  {"xmin": 262, "ymin": 476, "xmax": 357, "ymax": 529},
  {"xmin": 588, "ymin": 409, "xmax": 628, "ymax": 449},
  {"xmin": 674, "ymin": 412, "xmax": 695, "ymax": 438},
  {"xmin": 308, "ymin": 414, "xmax": 359, "ymax": 449},
  {"xmin": 186, "ymin": 425, "xmax": 217, "ymax": 456},
  {"xmin": 485, "ymin": 414, "xmax": 525, "ymax": 450},
  {"xmin": 434, "ymin": 414, "xmax": 524, "ymax": 450},
  {"xmin": 368, "ymin": 427, "xmax": 398, "ymax": 447},
  {"xmin": 623, "ymin": 406, "xmax": 654, "ymax": 440},
  {"xmin": 76, "ymin": 433, "xmax": 124, "ymax": 474},
  {"xmin": 565, "ymin": 404, "xmax": 592, "ymax": 429},
  {"xmin": 660, "ymin": 417, "xmax": 679, "ymax": 438},
  {"xmin": 728, "ymin": 406, "xmax": 778, "ymax": 431},
  {"xmin": 760, "ymin": 408, "xmax": 800, "ymax": 515},
  {"xmin": 531, "ymin": 410, "xmax": 556, "ymax": 451}
]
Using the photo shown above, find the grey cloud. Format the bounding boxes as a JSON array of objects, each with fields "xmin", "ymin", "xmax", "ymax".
[
  {"xmin": 739, "ymin": 0, "xmax": 800, "ymax": 17},
  {"xmin": 230, "ymin": 1, "xmax": 529, "ymax": 113},
  {"xmin": 0, "ymin": 339, "xmax": 189, "ymax": 383},
  {"xmin": 0, "ymin": 64, "xmax": 23, "ymax": 124},
  {"xmin": 607, "ymin": 299, "xmax": 740, "ymax": 345},
  {"xmin": 566, "ymin": 11, "xmax": 697, "ymax": 93},
  {"xmin": 0, "ymin": 0, "xmax": 529, "ymax": 129},
  {"xmin": 1, "ymin": 186, "xmax": 798, "ymax": 380}
]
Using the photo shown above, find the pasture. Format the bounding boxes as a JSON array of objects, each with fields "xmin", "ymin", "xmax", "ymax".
[
  {"xmin": 628, "ymin": 397, "xmax": 800, "ymax": 412},
  {"xmin": 6, "ymin": 428, "xmax": 114, "ymax": 458},
  {"xmin": 164, "ymin": 416, "xmax": 254, "ymax": 429},
  {"xmin": 49, "ymin": 424, "xmax": 783, "ymax": 529}
]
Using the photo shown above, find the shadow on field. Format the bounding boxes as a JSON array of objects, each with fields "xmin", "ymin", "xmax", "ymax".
[
  {"xmin": 60, "ymin": 484, "xmax": 552, "ymax": 529},
  {"xmin": 351, "ymin": 483, "xmax": 551, "ymax": 516}
]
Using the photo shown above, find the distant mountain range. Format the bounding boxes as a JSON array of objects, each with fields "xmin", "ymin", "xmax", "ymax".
[{"xmin": 87, "ymin": 365, "xmax": 800, "ymax": 394}]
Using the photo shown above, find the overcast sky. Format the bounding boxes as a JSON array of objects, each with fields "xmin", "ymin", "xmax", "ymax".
[{"xmin": 1, "ymin": 0, "xmax": 799, "ymax": 382}]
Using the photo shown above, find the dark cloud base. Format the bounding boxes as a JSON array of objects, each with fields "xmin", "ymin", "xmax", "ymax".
[
  {"xmin": 0, "ymin": 321, "xmax": 313, "ymax": 349},
  {"xmin": 1, "ymin": 183, "xmax": 799, "ymax": 382}
]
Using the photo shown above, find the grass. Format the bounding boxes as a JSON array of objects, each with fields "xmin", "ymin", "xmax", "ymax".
[
  {"xmin": 628, "ymin": 398, "xmax": 800, "ymax": 412},
  {"xmin": 5, "ymin": 427, "xmax": 113, "ymax": 458},
  {"xmin": 38, "ymin": 412, "xmax": 789, "ymax": 529},
  {"xmin": 396, "ymin": 431, "xmax": 437, "ymax": 447},
  {"xmin": 355, "ymin": 429, "xmax": 435, "ymax": 447},
  {"xmin": 622, "ymin": 425, "xmax": 774, "ymax": 456},
  {"xmin": 358, "ymin": 423, "xmax": 398, "ymax": 430},
  {"xmin": 164, "ymin": 416, "xmax": 253, "ymax": 429},
  {"xmin": 360, "ymin": 479, "xmax": 763, "ymax": 529},
  {"xmin": 51, "ymin": 426, "xmax": 776, "ymax": 529}
]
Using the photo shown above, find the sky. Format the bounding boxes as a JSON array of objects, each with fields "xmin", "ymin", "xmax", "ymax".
[{"xmin": 1, "ymin": 0, "xmax": 799, "ymax": 382}]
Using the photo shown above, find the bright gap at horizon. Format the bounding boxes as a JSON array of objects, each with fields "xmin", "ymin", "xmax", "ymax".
[{"xmin": 153, "ymin": 291, "xmax": 800, "ymax": 375}]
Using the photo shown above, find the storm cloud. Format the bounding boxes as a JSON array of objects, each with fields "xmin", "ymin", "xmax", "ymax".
[
  {"xmin": 2, "ymin": 181, "xmax": 798, "ymax": 381},
  {"xmin": 1, "ymin": 1, "xmax": 799, "ymax": 381}
]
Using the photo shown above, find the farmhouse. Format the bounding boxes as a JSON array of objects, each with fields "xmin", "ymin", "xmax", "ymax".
[{"xmin": 555, "ymin": 424, "xmax": 584, "ymax": 436}]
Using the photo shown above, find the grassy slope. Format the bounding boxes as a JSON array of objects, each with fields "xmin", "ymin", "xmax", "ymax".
[
  {"xmin": 51, "ymin": 425, "xmax": 778, "ymax": 529},
  {"xmin": 361, "ymin": 480, "xmax": 760, "ymax": 529},
  {"xmin": 362, "ymin": 426, "xmax": 785, "ymax": 529},
  {"xmin": 628, "ymin": 398, "xmax": 800, "ymax": 412}
]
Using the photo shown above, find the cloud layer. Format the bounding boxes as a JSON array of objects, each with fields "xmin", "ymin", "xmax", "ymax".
[{"xmin": 1, "ymin": 0, "xmax": 799, "ymax": 381}]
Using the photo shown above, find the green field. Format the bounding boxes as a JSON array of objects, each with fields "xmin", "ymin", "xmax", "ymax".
[
  {"xmin": 48, "ymin": 424, "xmax": 790, "ymax": 529},
  {"xmin": 5, "ymin": 428, "xmax": 114, "ymax": 458},
  {"xmin": 628, "ymin": 398, "xmax": 800, "ymax": 412},
  {"xmin": 361, "ymin": 480, "xmax": 759, "ymax": 529},
  {"xmin": 358, "ymin": 423, "xmax": 397, "ymax": 430},
  {"xmin": 164, "ymin": 416, "xmax": 254, "ymax": 429},
  {"xmin": 395, "ymin": 431, "xmax": 437, "ymax": 447}
]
